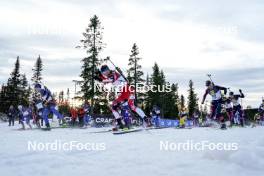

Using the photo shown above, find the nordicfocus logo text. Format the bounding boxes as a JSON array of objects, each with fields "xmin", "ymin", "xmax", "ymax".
[
  {"xmin": 27, "ymin": 140, "xmax": 106, "ymax": 151},
  {"xmin": 160, "ymin": 140, "xmax": 238, "ymax": 151},
  {"xmin": 94, "ymin": 82, "xmax": 172, "ymax": 93}
]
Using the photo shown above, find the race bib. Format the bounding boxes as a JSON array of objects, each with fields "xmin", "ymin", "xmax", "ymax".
[
  {"xmin": 23, "ymin": 111, "xmax": 29, "ymax": 116},
  {"xmin": 36, "ymin": 103, "xmax": 43, "ymax": 110}
]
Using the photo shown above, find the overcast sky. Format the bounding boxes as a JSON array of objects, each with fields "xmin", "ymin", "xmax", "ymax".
[{"xmin": 0, "ymin": 0, "xmax": 263, "ymax": 107}]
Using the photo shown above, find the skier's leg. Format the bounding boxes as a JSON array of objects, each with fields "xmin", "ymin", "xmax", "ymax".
[
  {"xmin": 87, "ymin": 115, "xmax": 91, "ymax": 124},
  {"xmin": 237, "ymin": 105, "xmax": 243, "ymax": 126},
  {"xmin": 8, "ymin": 116, "xmax": 11, "ymax": 126},
  {"xmin": 210, "ymin": 101, "xmax": 217, "ymax": 120},
  {"xmin": 155, "ymin": 116, "xmax": 159, "ymax": 127},
  {"xmin": 21, "ymin": 121, "xmax": 25, "ymax": 129},
  {"xmin": 26, "ymin": 116, "xmax": 32, "ymax": 129},
  {"xmin": 20, "ymin": 116, "xmax": 25, "ymax": 129},
  {"xmin": 215, "ymin": 101, "xmax": 222, "ymax": 121},
  {"xmin": 111, "ymin": 103, "xmax": 124, "ymax": 129},
  {"xmin": 230, "ymin": 110, "xmax": 234, "ymax": 126},
  {"xmin": 50, "ymin": 105, "xmax": 63, "ymax": 120},
  {"xmin": 12, "ymin": 116, "xmax": 14, "ymax": 126},
  {"xmin": 233, "ymin": 106, "xmax": 237, "ymax": 124},
  {"xmin": 83, "ymin": 114, "xmax": 88, "ymax": 126},
  {"xmin": 152, "ymin": 115, "xmax": 157, "ymax": 127},
  {"xmin": 42, "ymin": 107, "xmax": 50, "ymax": 128},
  {"xmin": 36, "ymin": 113, "xmax": 41, "ymax": 128},
  {"xmin": 128, "ymin": 99, "xmax": 145, "ymax": 118},
  {"xmin": 49, "ymin": 104, "xmax": 64, "ymax": 125},
  {"xmin": 118, "ymin": 84, "xmax": 147, "ymax": 119},
  {"xmin": 128, "ymin": 98, "xmax": 150, "ymax": 127}
]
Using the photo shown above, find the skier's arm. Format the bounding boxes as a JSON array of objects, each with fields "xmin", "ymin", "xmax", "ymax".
[
  {"xmin": 94, "ymin": 70, "xmax": 114, "ymax": 84},
  {"xmin": 215, "ymin": 85, "xmax": 227, "ymax": 95},
  {"xmin": 202, "ymin": 90, "xmax": 209, "ymax": 104},
  {"xmin": 258, "ymin": 105, "xmax": 263, "ymax": 112},
  {"xmin": 102, "ymin": 79, "xmax": 113, "ymax": 84},
  {"xmin": 239, "ymin": 89, "xmax": 245, "ymax": 98},
  {"xmin": 94, "ymin": 74, "xmax": 112, "ymax": 84},
  {"xmin": 42, "ymin": 88, "xmax": 53, "ymax": 105}
]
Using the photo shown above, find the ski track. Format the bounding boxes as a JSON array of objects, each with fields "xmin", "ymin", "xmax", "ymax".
[{"xmin": 0, "ymin": 123, "xmax": 264, "ymax": 176}]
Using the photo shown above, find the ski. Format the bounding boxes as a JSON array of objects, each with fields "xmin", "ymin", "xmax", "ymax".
[
  {"xmin": 89, "ymin": 129, "xmax": 113, "ymax": 134},
  {"xmin": 175, "ymin": 127, "xmax": 192, "ymax": 129},
  {"xmin": 145, "ymin": 126, "xmax": 171, "ymax": 130},
  {"xmin": 13, "ymin": 128, "xmax": 32, "ymax": 131},
  {"xmin": 112, "ymin": 128, "xmax": 143, "ymax": 135},
  {"xmin": 40, "ymin": 128, "xmax": 51, "ymax": 131}
]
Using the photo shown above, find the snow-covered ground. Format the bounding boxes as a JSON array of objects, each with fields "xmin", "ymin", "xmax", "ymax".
[{"xmin": 1, "ymin": 122, "xmax": 264, "ymax": 176}]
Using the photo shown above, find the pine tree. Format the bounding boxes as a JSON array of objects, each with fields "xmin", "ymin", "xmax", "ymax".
[
  {"xmin": 6, "ymin": 56, "xmax": 22, "ymax": 108},
  {"xmin": 145, "ymin": 63, "xmax": 180, "ymax": 119},
  {"xmin": 77, "ymin": 15, "xmax": 104, "ymax": 113},
  {"xmin": 31, "ymin": 55, "xmax": 43, "ymax": 100},
  {"xmin": 146, "ymin": 63, "xmax": 163, "ymax": 109},
  {"xmin": 59, "ymin": 91, "xmax": 64, "ymax": 103},
  {"xmin": 187, "ymin": 80, "xmax": 199, "ymax": 117},
  {"xmin": 180, "ymin": 94, "xmax": 185, "ymax": 111},
  {"xmin": 127, "ymin": 43, "xmax": 144, "ymax": 105},
  {"xmin": 0, "ymin": 84, "xmax": 8, "ymax": 112},
  {"xmin": 144, "ymin": 74, "xmax": 151, "ymax": 114},
  {"xmin": 1, "ymin": 57, "xmax": 31, "ymax": 112},
  {"xmin": 20, "ymin": 74, "xmax": 30, "ymax": 105},
  {"xmin": 163, "ymin": 83, "xmax": 179, "ymax": 119},
  {"xmin": 145, "ymin": 63, "xmax": 167, "ymax": 117},
  {"xmin": 67, "ymin": 88, "xmax": 70, "ymax": 102},
  {"xmin": 31, "ymin": 55, "xmax": 43, "ymax": 84}
]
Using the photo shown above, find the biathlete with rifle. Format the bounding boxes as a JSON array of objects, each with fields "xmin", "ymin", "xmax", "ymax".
[{"xmin": 94, "ymin": 64, "xmax": 149, "ymax": 131}]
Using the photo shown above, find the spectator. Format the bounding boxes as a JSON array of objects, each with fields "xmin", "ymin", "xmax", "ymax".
[
  {"xmin": 8, "ymin": 105, "xmax": 16, "ymax": 126},
  {"xmin": 70, "ymin": 107, "xmax": 78, "ymax": 126}
]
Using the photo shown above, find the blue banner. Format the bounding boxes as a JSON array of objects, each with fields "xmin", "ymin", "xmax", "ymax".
[{"xmin": 153, "ymin": 119, "xmax": 193, "ymax": 128}]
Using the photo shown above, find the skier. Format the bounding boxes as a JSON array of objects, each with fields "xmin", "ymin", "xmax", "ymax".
[
  {"xmin": 198, "ymin": 116, "xmax": 203, "ymax": 127},
  {"xmin": 225, "ymin": 98, "xmax": 233, "ymax": 126},
  {"xmin": 94, "ymin": 65, "xmax": 149, "ymax": 130},
  {"xmin": 201, "ymin": 80, "xmax": 227, "ymax": 129},
  {"xmin": 34, "ymin": 83, "xmax": 64, "ymax": 129},
  {"xmin": 82, "ymin": 101, "xmax": 91, "ymax": 127},
  {"xmin": 229, "ymin": 89, "xmax": 245, "ymax": 126},
  {"xmin": 253, "ymin": 113, "xmax": 261, "ymax": 127},
  {"xmin": 179, "ymin": 108, "xmax": 188, "ymax": 128},
  {"xmin": 193, "ymin": 110, "xmax": 200, "ymax": 127},
  {"xmin": 18, "ymin": 105, "xmax": 32, "ymax": 130},
  {"xmin": 151, "ymin": 105, "xmax": 161, "ymax": 127},
  {"xmin": 119, "ymin": 100, "xmax": 133, "ymax": 129},
  {"xmin": 258, "ymin": 99, "xmax": 264, "ymax": 119},
  {"xmin": 33, "ymin": 98, "xmax": 44, "ymax": 128},
  {"xmin": 7, "ymin": 105, "xmax": 16, "ymax": 126}
]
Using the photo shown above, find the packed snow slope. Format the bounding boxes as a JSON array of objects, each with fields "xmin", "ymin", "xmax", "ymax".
[{"xmin": 1, "ymin": 123, "xmax": 264, "ymax": 176}]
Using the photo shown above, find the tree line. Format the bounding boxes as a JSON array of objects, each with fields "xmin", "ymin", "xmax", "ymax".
[
  {"xmin": 77, "ymin": 15, "xmax": 199, "ymax": 118},
  {"xmin": 0, "ymin": 15, "xmax": 200, "ymax": 119},
  {"xmin": 0, "ymin": 55, "xmax": 44, "ymax": 112}
]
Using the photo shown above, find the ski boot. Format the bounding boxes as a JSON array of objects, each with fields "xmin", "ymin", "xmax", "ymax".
[
  {"xmin": 112, "ymin": 118, "xmax": 124, "ymax": 131},
  {"xmin": 220, "ymin": 123, "xmax": 227, "ymax": 130},
  {"xmin": 45, "ymin": 123, "xmax": 51, "ymax": 130},
  {"xmin": 143, "ymin": 116, "xmax": 152, "ymax": 128}
]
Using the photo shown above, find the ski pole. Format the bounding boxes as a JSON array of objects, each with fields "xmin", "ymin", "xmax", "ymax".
[
  {"xmin": 207, "ymin": 74, "xmax": 214, "ymax": 85},
  {"xmin": 104, "ymin": 56, "xmax": 128, "ymax": 82}
]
